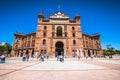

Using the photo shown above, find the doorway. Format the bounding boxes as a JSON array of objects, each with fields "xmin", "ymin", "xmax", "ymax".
[
  {"xmin": 55, "ymin": 42, "xmax": 64, "ymax": 57},
  {"xmin": 31, "ymin": 49, "xmax": 34, "ymax": 57},
  {"xmin": 88, "ymin": 49, "xmax": 91, "ymax": 57}
]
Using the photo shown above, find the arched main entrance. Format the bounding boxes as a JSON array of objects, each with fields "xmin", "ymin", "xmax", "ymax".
[{"xmin": 55, "ymin": 42, "xmax": 64, "ymax": 57}]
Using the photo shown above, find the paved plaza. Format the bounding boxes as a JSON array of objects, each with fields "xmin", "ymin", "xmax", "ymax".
[{"xmin": 0, "ymin": 57, "xmax": 120, "ymax": 80}]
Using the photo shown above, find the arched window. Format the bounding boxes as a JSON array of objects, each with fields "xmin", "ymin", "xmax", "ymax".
[
  {"xmin": 43, "ymin": 39, "xmax": 46, "ymax": 44},
  {"xmin": 44, "ymin": 26, "xmax": 47, "ymax": 30},
  {"xmin": 73, "ymin": 40, "xmax": 76, "ymax": 45},
  {"xmin": 65, "ymin": 32, "xmax": 67, "ymax": 37},
  {"xmin": 72, "ymin": 27, "xmax": 75, "ymax": 30},
  {"xmin": 72, "ymin": 33, "xmax": 75, "ymax": 37},
  {"xmin": 72, "ymin": 50, "xmax": 74, "ymax": 52},
  {"xmin": 41, "ymin": 50, "xmax": 43, "ymax": 54},
  {"xmin": 43, "ymin": 32, "xmax": 46, "ymax": 37},
  {"xmin": 57, "ymin": 26, "xmax": 62, "ymax": 37}
]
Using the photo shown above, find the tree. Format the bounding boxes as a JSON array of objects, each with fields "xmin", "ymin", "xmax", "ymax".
[
  {"xmin": 0, "ymin": 46, "xmax": 8, "ymax": 52},
  {"xmin": 103, "ymin": 44, "xmax": 120, "ymax": 56},
  {"xmin": 103, "ymin": 50, "xmax": 110, "ymax": 56},
  {"xmin": 0, "ymin": 45, "xmax": 12, "ymax": 56}
]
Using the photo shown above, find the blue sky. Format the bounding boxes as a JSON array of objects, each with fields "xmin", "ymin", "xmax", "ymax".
[{"xmin": 0, "ymin": 0, "xmax": 120, "ymax": 50}]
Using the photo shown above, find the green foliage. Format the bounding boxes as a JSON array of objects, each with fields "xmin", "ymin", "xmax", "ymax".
[
  {"xmin": 104, "ymin": 44, "xmax": 120, "ymax": 55},
  {"xmin": 103, "ymin": 49, "xmax": 120, "ymax": 56},
  {"xmin": 0, "ymin": 45, "xmax": 12, "ymax": 52},
  {"xmin": 0, "ymin": 46, "xmax": 8, "ymax": 51}
]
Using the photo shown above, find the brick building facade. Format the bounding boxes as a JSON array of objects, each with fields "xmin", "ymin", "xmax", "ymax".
[{"xmin": 11, "ymin": 11, "xmax": 102, "ymax": 57}]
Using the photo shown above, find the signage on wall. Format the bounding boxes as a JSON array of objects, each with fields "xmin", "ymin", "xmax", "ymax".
[{"xmin": 52, "ymin": 20, "xmax": 68, "ymax": 24}]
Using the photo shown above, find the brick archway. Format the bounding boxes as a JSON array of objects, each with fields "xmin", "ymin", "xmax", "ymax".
[{"xmin": 55, "ymin": 41, "xmax": 64, "ymax": 57}]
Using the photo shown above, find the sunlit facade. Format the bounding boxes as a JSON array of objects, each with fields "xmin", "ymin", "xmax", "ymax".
[{"xmin": 11, "ymin": 11, "xmax": 102, "ymax": 57}]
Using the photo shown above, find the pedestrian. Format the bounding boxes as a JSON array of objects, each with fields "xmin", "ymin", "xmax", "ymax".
[
  {"xmin": 91, "ymin": 54, "xmax": 94, "ymax": 59},
  {"xmin": 77, "ymin": 51, "xmax": 80, "ymax": 60},
  {"xmin": 0, "ymin": 54, "xmax": 5, "ymax": 63},
  {"xmin": 78, "ymin": 54, "xmax": 80, "ymax": 60},
  {"xmin": 22, "ymin": 54, "xmax": 26, "ymax": 61},
  {"xmin": 35, "ymin": 52, "xmax": 38, "ymax": 58},
  {"xmin": 62, "ymin": 55, "xmax": 64, "ymax": 62},
  {"xmin": 38, "ymin": 54, "xmax": 41, "ymax": 61},
  {"xmin": 41, "ymin": 53, "xmax": 45, "ymax": 62},
  {"xmin": 26, "ymin": 53, "xmax": 29, "ymax": 61},
  {"xmin": 59, "ymin": 55, "xmax": 62, "ymax": 62}
]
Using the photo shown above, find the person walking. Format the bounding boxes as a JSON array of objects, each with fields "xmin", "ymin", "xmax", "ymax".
[
  {"xmin": 22, "ymin": 54, "xmax": 26, "ymax": 61},
  {"xmin": 62, "ymin": 55, "xmax": 64, "ymax": 62},
  {"xmin": 41, "ymin": 53, "xmax": 45, "ymax": 62},
  {"xmin": 0, "ymin": 54, "xmax": 5, "ymax": 63},
  {"xmin": 26, "ymin": 53, "xmax": 29, "ymax": 61},
  {"xmin": 59, "ymin": 55, "xmax": 62, "ymax": 62},
  {"xmin": 78, "ymin": 53, "xmax": 80, "ymax": 60},
  {"xmin": 91, "ymin": 54, "xmax": 94, "ymax": 59}
]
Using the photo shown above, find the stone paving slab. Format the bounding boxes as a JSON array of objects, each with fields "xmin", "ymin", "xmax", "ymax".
[
  {"xmin": 0, "ymin": 70, "xmax": 14, "ymax": 76},
  {"xmin": 23, "ymin": 61, "xmax": 108, "ymax": 70},
  {"xmin": 0, "ymin": 69, "xmax": 120, "ymax": 80},
  {"xmin": 0, "ymin": 62, "xmax": 39, "ymax": 70},
  {"xmin": 0, "ymin": 57, "xmax": 120, "ymax": 80},
  {"xmin": 97, "ymin": 59, "xmax": 120, "ymax": 64}
]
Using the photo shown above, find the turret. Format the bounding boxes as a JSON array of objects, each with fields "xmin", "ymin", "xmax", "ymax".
[
  {"xmin": 38, "ymin": 14, "xmax": 44, "ymax": 23},
  {"xmin": 74, "ymin": 15, "xmax": 80, "ymax": 24}
]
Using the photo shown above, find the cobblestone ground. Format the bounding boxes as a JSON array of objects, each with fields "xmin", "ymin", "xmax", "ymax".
[{"xmin": 0, "ymin": 57, "xmax": 120, "ymax": 80}]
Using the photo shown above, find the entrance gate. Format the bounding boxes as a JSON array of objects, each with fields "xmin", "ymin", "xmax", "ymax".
[{"xmin": 55, "ymin": 42, "xmax": 64, "ymax": 57}]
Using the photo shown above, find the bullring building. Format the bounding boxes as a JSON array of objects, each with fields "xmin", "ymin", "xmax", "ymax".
[{"xmin": 11, "ymin": 11, "xmax": 102, "ymax": 57}]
